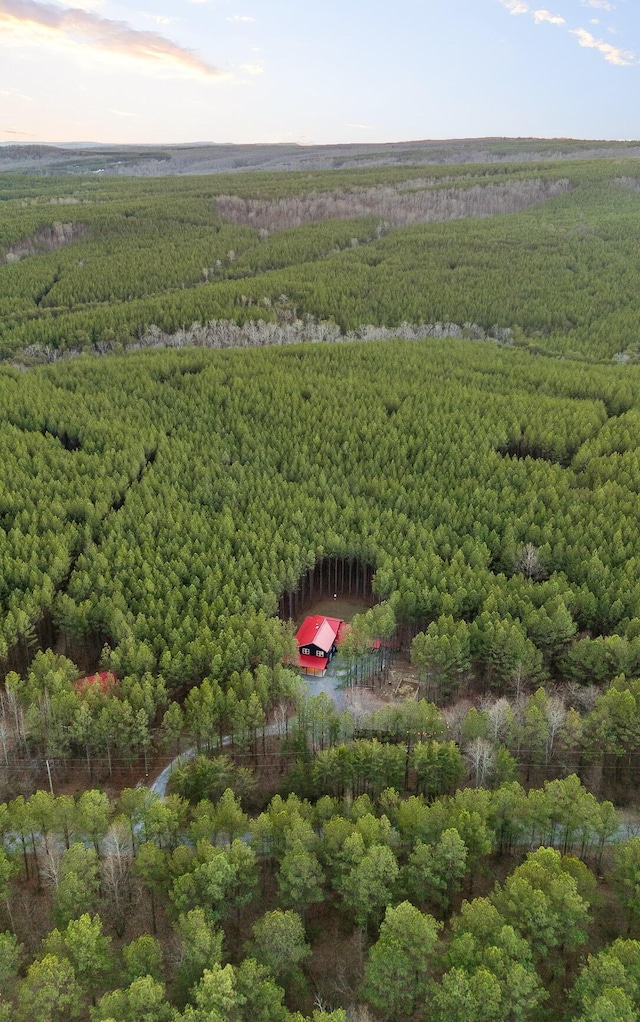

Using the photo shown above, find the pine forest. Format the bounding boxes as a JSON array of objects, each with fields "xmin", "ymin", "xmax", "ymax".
[{"xmin": 1, "ymin": 151, "xmax": 640, "ymax": 1021}]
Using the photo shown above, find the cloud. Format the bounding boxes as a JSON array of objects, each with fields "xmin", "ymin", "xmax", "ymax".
[
  {"xmin": 139, "ymin": 11, "xmax": 175, "ymax": 27},
  {"xmin": 227, "ymin": 14, "xmax": 255, "ymax": 22},
  {"xmin": 500, "ymin": 0, "xmax": 633, "ymax": 65},
  {"xmin": 500, "ymin": 1, "xmax": 573, "ymax": 29},
  {"xmin": 570, "ymin": 26, "xmax": 635, "ymax": 65},
  {"xmin": 501, "ymin": 0, "xmax": 529, "ymax": 12},
  {"xmin": 0, "ymin": 127, "xmax": 37, "ymax": 136},
  {"xmin": 581, "ymin": 0, "xmax": 614, "ymax": 9},
  {"xmin": 533, "ymin": 9, "xmax": 565, "ymax": 25},
  {"xmin": 240, "ymin": 62, "xmax": 263, "ymax": 74},
  {"xmin": 0, "ymin": 0, "xmax": 222, "ymax": 77},
  {"xmin": 53, "ymin": 0, "xmax": 105, "ymax": 9},
  {"xmin": 0, "ymin": 86, "xmax": 34, "ymax": 101}
]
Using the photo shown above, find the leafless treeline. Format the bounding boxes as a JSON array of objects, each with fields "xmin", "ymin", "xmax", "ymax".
[
  {"xmin": 615, "ymin": 176, "xmax": 640, "ymax": 193},
  {"xmin": 216, "ymin": 178, "xmax": 571, "ymax": 232},
  {"xmin": 4, "ymin": 221, "xmax": 86, "ymax": 264},
  {"xmin": 19, "ymin": 315, "xmax": 513, "ymax": 365},
  {"xmin": 132, "ymin": 317, "xmax": 512, "ymax": 351}
]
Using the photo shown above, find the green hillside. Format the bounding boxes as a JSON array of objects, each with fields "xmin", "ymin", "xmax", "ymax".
[{"xmin": 1, "ymin": 159, "xmax": 640, "ymax": 362}]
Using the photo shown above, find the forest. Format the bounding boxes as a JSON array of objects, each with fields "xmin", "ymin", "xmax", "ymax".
[
  {"xmin": 2, "ymin": 157, "xmax": 640, "ymax": 362},
  {"xmin": 2, "ymin": 136, "xmax": 638, "ymax": 176},
  {"xmin": 2, "ymin": 153, "xmax": 640, "ymax": 1019}
]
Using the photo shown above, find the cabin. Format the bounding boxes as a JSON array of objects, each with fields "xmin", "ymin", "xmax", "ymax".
[{"xmin": 295, "ymin": 615, "xmax": 346, "ymax": 677}]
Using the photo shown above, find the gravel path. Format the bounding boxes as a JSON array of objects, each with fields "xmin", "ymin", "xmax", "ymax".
[{"xmin": 147, "ymin": 664, "xmax": 350, "ymax": 796}]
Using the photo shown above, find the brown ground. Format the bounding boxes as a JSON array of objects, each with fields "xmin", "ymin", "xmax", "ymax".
[
  {"xmin": 295, "ymin": 596, "xmax": 373, "ymax": 627},
  {"xmin": 18, "ymin": 748, "xmax": 177, "ymax": 802},
  {"xmin": 383, "ymin": 656, "xmax": 421, "ymax": 699},
  {"xmin": 342, "ymin": 686, "xmax": 393, "ymax": 716}
]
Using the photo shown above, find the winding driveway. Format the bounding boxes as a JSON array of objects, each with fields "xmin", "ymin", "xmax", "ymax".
[{"xmin": 148, "ymin": 665, "xmax": 349, "ymax": 796}]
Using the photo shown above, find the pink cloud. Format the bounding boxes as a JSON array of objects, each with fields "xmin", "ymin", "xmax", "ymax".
[{"xmin": 0, "ymin": 0, "xmax": 221, "ymax": 77}]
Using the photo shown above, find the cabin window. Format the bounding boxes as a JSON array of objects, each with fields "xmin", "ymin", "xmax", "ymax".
[
  {"xmin": 316, "ymin": 650, "xmax": 323, "ymax": 657},
  {"xmin": 302, "ymin": 647, "xmax": 310, "ymax": 655}
]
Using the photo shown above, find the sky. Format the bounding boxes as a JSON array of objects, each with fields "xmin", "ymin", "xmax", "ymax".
[{"xmin": 0, "ymin": 0, "xmax": 638, "ymax": 145}]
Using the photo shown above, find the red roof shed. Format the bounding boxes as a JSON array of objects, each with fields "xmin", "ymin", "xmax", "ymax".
[{"xmin": 74, "ymin": 671, "xmax": 117, "ymax": 694}]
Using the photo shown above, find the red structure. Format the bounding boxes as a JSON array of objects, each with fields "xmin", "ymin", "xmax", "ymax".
[
  {"xmin": 295, "ymin": 615, "xmax": 345, "ymax": 677},
  {"xmin": 74, "ymin": 671, "xmax": 117, "ymax": 694}
]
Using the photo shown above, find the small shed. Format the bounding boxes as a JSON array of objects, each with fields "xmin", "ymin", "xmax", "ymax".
[
  {"xmin": 74, "ymin": 671, "xmax": 117, "ymax": 695},
  {"xmin": 295, "ymin": 615, "xmax": 345, "ymax": 677}
]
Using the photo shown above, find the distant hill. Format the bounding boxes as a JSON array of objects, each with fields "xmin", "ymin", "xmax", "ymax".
[{"xmin": 1, "ymin": 136, "xmax": 639, "ymax": 176}]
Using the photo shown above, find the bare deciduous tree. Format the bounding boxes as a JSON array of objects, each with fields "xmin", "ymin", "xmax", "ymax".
[
  {"xmin": 515, "ymin": 543, "xmax": 546, "ymax": 581},
  {"xmin": 545, "ymin": 696, "xmax": 567, "ymax": 763},
  {"xmin": 442, "ymin": 701, "xmax": 473, "ymax": 744},
  {"xmin": 101, "ymin": 822, "xmax": 134, "ymax": 938},
  {"xmin": 484, "ymin": 697, "xmax": 513, "ymax": 744},
  {"xmin": 466, "ymin": 737, "xmax": 495, "ymax": 787}
]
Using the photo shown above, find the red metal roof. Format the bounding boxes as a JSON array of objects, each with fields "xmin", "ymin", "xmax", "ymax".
[
  {"xmin": 74, "ymin": 671, "xmax": 116, "ymax": 694},
  {"xmin": 295, "ymin": 615, "xmax": 344, "ymax": 652},
  {"xmin": 298, "ymin": 653, "xmax": 329, "ymax": 672}
]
